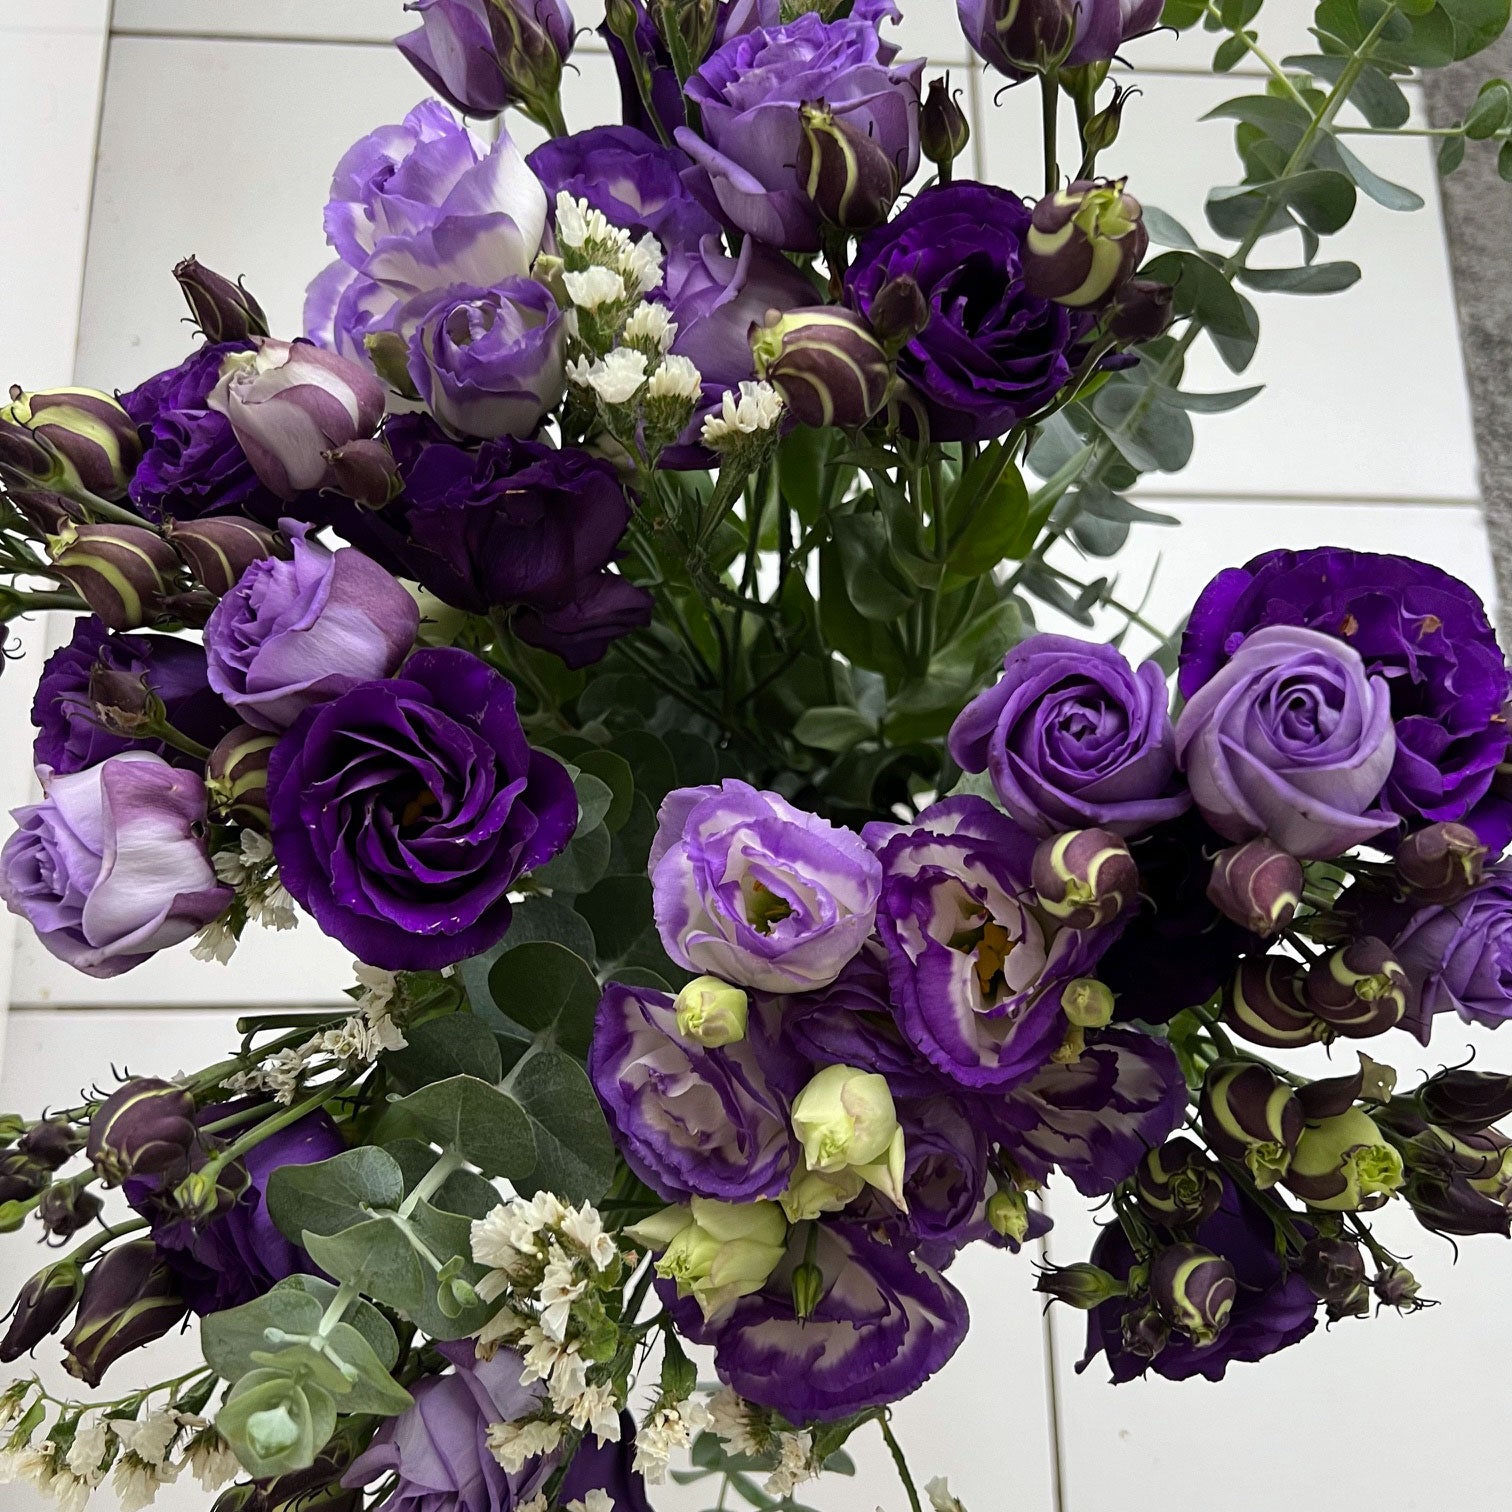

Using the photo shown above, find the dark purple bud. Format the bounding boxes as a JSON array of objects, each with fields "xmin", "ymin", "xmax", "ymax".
[
  {"xmin": 1296, "ymin": 1065, "xmax": 1368, "ymax": 1123},
  {"xmin": 1403, "ymin": 1166, "xmax": 1511, "ymax": 1237},
  {"xmin": 2, "ymin": 386, "xmax": 142, "ymax": 501},
  {"xmin": 1034, "ymin": 1261, "xmax": 1128, "ymax": 1310},
  {"xmin": 1133, "ymin": 1137, "xmax": 1224, "ymax": 1228},
  {"xmin": 1395, "ymin": 822, "xmax": 1487, "ymax": 904},
  {"xmin": 1416, "ymin": 1068, "xmax": 1512, "ymax": 1132},
  {"xmin": 88, "ymin": 662, "xmax": 165, "ymax": 739},
  {"xmin": 321, "ymin": 438, "xmax": 401, "ymax": 510},
  {"xmin": 0, "ymin": 1150, "xmax": 50, "ymax": 1205},
  {"xmin": 797, "ymin": 100, "xmax": 901, "ymax": 232},
  {"xmin": 164, "ymin": 516, "xmax": 289, "ymax": 598},
  {"xmin": 61, "ymin": 1239, "xmax": 188, "ymax": 1387},
  {"xmin": 867, "ymin": 275, "xmax": 931, "ymax": 351},
  {"xmin": 1205, "ymin": 838, "xmax": 1302, "ymax": 937},
  {"xmin": 46, "ymin": 520, "xmax": 181, "ymax": 630},
  {"xmin": 1031, "ymin": 827, "xmax": 1139, "ymax": 928},
  {"xmin": 966, "ymin": 0, "xmax": 1079, "ymax": 77},
  {"xmin": 18, "ymin": 1120, "xmax": 83, "ymax": 1170},
  {"xmin": 1149, "ymin": 1243, "xmax": 1236, "ymax": 1345},
  {"xmin": 4, "ymin": 486, "xmax": 83, "ymax": 536},
  {"xmin": 1224, "ymin": 956, "xmax": 1328, "ymax": 1050},
  {"xmin": 1300, "ymin": 1236, "xmax": 1369, "ymax": 1320},
  {"xmin": 159, "ymin": 587, "xmax": 219, "ymax": 628},
  {"xmin": 750, "ymin": 307, "xmax": 893, "ymax": 429},
  {"xmin": 1199, "ymin": 1061, "xmax": 1304, "ymax": 1188},
  {"xmin": 1372, "ymin": 1261, "xmax": 1429, "ymax": 1312},
  {"xmin": 1304, "ymin": 938, "xmax": 1409, "ymax": 1039},
  {"xmin": 173, "ymin": 256, "xmax": 271, "ymax": 344},
  {"xmin": 0, "ymin": 417, "xmax": 63, "ymax": 489},
  {"xmin": 1107, "ymin": 277, "xmax": 1175, "ymax": 345},
  {"xmin": 920, "ymin": 76, "xmax": 970, "ymax": 172},
  {"xmin": 0, "ymin": 1258, "xmax": 85, "ymax": 1361},
  {"xmin": 37, "ymin": 1178, "xmax": 104, "ymax": 1240},
  {"xmin": 206, "ymin": 723, "xmax": 278, "ymax": 829},
  {"xmin": 86, "ymin": 1078, "xmax": 198, "ymax": 1186},
  {"xmin": 1023, "ymin": 179, "xmax": 1147, "ymax": 309},
  {"xmin": 1118, "ymin": 1302, "xmax": 1170, "ymax": 1360}
]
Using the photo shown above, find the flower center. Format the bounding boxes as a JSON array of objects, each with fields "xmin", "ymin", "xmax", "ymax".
[
  {"xmin": 948, "ymin": 915, "xmax": 1016, "ymax": 999},
  {"xmin": 399, "ymin": 788, "xmax": 439, "ymax": 829},
  {"xmin": 744, "ymin": 879, "xmax": 794, "ymax": 934}
]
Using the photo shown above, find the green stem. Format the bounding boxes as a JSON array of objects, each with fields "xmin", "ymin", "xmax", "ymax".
[
  {"xmin": 199, "ymin": 1076, "xmax": 356, "ymax": 1181},
  {"xmin": 1040, "ymin": 70, "xmax": 1061, "ymax": 194},
  {"xmin": 879, "ymin": 1414, "xmax": 923, "ymax": 1512},
  {"xmin": 398, "ymin": 1148, "xmax": 465, "ymax": 1220},
  {"xmin": 316, "ymin": 1277, "xmax": 361, "ymax": 1339},
  {"xmin": 69, "ymin": 1216, "xmax": 148, "ymax": 1264},
  {"xmin": 1202, "ymin": 2, "xmax": 1310, "ymax": 107},
  {"xmin": 1333, "ymin": 124, "xmax": 1465, "ymax": 137},
  {"xmin": 3, "ymin": 588, "xmax": 88, "ymax": 613}
]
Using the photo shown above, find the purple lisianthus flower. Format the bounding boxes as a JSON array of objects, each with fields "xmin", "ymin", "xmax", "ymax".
[
  {"xmin": 893, "ymin": 1094, "xmax": 990, "ymax": 1253},
  {"xmin": 514, "ymin": 570, "xmax": 655, "ymax": 669},
  {"xmin": 846, "ymin": 182, "xmax": 1080, "ymax": 442},
  {"xmin": 1174, "ymin": 624, "xmax": 1397, "ymax": 859},
  {"xmin": 1079, "ymin": 1179, "xmax": 1318, "ymax": 1383},
  {"xmin": 1179, "ymin": 548, "xmax": 1512, "ymax": 847},
  {"xmin": 984, "ymin": 1027, "xmax": 1186, "ymax": 1195},
  {"xmin": 650, "ymin": 780, "xmax": 882, "ymax": 994},
  {"xmin": 124, "ymin": 1105, "xmax": 344, "ymax": 1313},
  {"xmin": 32, "ymin": 618, "xmax": 235, "ymax": 774},
  {"xmin": 343, "ymin": 1341, "xmax": 554, "ymax": 1512},
  {"xmin": 589, "ymin": 983, "xmax": 799, "ymax": 1202},
  {"xmin": 558, "ymin": 1413, "xmax": 651, "ymax": 1512},
  {"xmin": 398, "ymin": 0, "xmax": 573, "ymax": 119},
  {"xmin": 268, "ymin": 647, "xmax": 576, "ymax": 970},
  {"xmin": 959, "ymin": 0, "xmax": 1163, "ymax": 81},
  {"xmin": 118, "ymin": 343, "xmax": 281, "ymax": 524},
  {"xmin": 950, "ymin": 633, "xmax": 1189, "ymax": 839},
  {"xmin": 866, "ymin": 796, "xmax": 1116, "ymax": 1090},
  {"xmin": 667, "ymin": 1219, "xmax": 968, "ymax": 1423},
  {"xmin": 0, "ymin": 752, "xmax": 231, "ymax": 979},
  {"xmin": 203, "ymin": 527, "xmax": 419, "ymax": 732},
  {"xmin": 527, "ymin": 126, "xmax": 721, "ymax": 253},
  {"xmin": 405, "ymin": 279, "xmax": 564, "ymax": 440}
]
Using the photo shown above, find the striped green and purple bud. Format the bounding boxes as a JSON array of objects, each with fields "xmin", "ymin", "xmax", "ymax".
[
  {"xmin": 173, "ymin": 256, "xmax": 271, "ymax": 344},
  {"xmin": 1304, "ymin": 937, "xmax": 1408, "ymax": 1039},
  {"xmin": 1372, "ymin": 1261, "xmax": 1425, "ymax": 1312},
  {"xmin": 1223, "ymin": 956, "xmax": 1330, "ymax": 1050},
  {"xmin": 0, "ymin": 1258, "xmax": 85, "ymax": 1362},
  {"xmin": 1133, "ymin": 1137, "xmax": 1224, "ymax": 1229},
  {"xmin": 0, "ymin": 385, "xmax": 141, "ymax": 501},
  {"xmin": 920, "ymin": 76, "xmax": 970, "ymax": 174},
  {"xmin": 1416, "ymin": 1068, "xmax": 1512, "ymax": 1132},
  {"xmin": 1205, "ymin": 838, "xmax": 1302, "ymax": 938},
  {"xmin": 1395, "ymin": 822, "xmax": 1486, "ymax": 905},
  {"xmin": 1060, "ymin": 976, "xmax": 1115, "ymax": 1028},
  {"xmin": 1023, "ymin": 179, "xmax": 1147, "ymax": 309},
  {"xmin": 0, "ymin": 417, "xmax": 64, "ymax": 491},
  {"xmin": 1119, "ymin": 1301, "xmax": 1170, "ymax": 1360},
  {"xmin": 1403, "ymin": 1164, "xmax": 1512, "ymax": 1236},
  {"xmin": 164, "ymin": 516, "xmax": 289, "ymax": 598},
  {"xmin": 61, "ymin": 1239, "xmax": 188, "ymax": 1386},
  {"xmin": 46, "ymin": 520, "xmax": 181, "ymax": 631},
  {"xmin": 1149, "ymin": 1242, "xmax": 1235, "ymax": 1345},
  {"xmin": 18, "ymin": 1119, "xmax": 83, "ymax": 1170},
  {"xmin": 1199, "ymin": 1061, "xmax": 1303, "ymax": 1188},
  {"xmin": 1030, "ymin": 827, "xmax": 1138, "ymax": 929},
  {"xmin": 206, "ymin": 723, "xmax": 278, "ymax": 829},
  {"xmin": 797, "ymin": 100, "xmax": 901, "ymax": 232},
  {"xmin": 4, "ymin": 485, "xmax": 83, "ymax": 536},
  {"xmin": 1299, "ymin": 1235, "xmax": 1369, "ymax": 1320},
  {"xmin": 1034, "ymin": 1261, "xmax": 1128, "ymax": 1310},
  {"xmin": 0, "ymin": 1149, "xmax": 51, "ymax": 1205},
  {"xmin": 749, "ymin": 307, "xmax": 892, "ymax": 430},
  {"xmin": 1284, "ymin": 1107, "xmax": 1404, "ymax": 1212},
  {"xmin": 86, "ymin": 1078, "xmax": 198, "ymax": 1186},
  {"xmin": 37, "ymin": 1178, "xmax": 104, "ymax": 1241}
]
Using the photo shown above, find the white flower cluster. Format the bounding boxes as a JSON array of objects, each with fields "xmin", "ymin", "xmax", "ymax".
[
  {"xmin": 192, "ymin": 830, "xmax": 297, "ymax": 963},
  {"xmin": 470, "ymin": 1194, "xmax": 626, "ymax": 1474},
  {"xmin": 519, "ymin": 1491, "xmax": 613, "ymax": 1512},
  {"xmin": 223, "ymin": 961, "xmax": 406, "ymax": 1103},
  {"xmin": 631, "ymin": 1395, "xmax": 710, "ymax": 1485},
  {"xmin": 700, "ymin": 379, "xmax": 785, "ymax": 452},
  {"xmin": 705, "ymin": 1387, "xmax": 818, "ymax": 1497}
]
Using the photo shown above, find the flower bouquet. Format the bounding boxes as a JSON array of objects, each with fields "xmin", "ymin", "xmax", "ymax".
[{"xmin": 3, "ymin": 0, "xmax": 1512, "ymax": 1507}]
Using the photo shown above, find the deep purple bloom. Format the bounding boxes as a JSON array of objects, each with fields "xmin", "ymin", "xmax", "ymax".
[
  {"xmin": 950, "ymin": 634, "xmax": 1189, "ymax": 838},
  {"xmin": 958, "ymin": 0, "xmax": 1164, "ymax": 81},
  {"xmin": 268, "ymin": 647, "xmax": 576, "ymax": 971},
  {"xmin": 514, "ymin": 570, "xmax": 655, "ymax": 669},
  {"xmin": 589, "ymin": 983, "xmax": 798, "ymax": 1202},
  {"xmin": 893, "ymin": 1094, "xmax": 990, "ymax": 1252},
  {"xmin": 343, "ymin": 1341, "xmax": 553, "ymax": 1512},
  {"xmin": 558, "ymin": 1414, "xmax": 651, "ymax": 1512},
  {"xmin": 0, "ymin": 753, "xmax": 231, "ymax": 979},
  {"xmin": 124, "ymin": 1106, "xmax": 344, "ymax": 1313},
  {"xmin": 397, "ymin": 0, "xmax": 574, "ymax": 119},
  {"xmin": 675, "ymin": 6, "xmax": 923, "ymax": 251},
  {"xmin": 31, "ymin": 617, "xmax": 234, "ymax": 774},
  {"xmin": 203, "ymin": 528, "xmax": 419, "ymax": 732},
  {"xmin": 650, "ymin": 780, "xmax": 882, "ymax": 993},
  {"xmin": 118, "ymin": 343, "xmax": 280, "ymax": 524},
  {"xmin": 1179, "ymin": 548, "xmax": 1512, "ymax": 846},
  {"xmin": 1079, "ymin": 1180, "xmax": 1318, "ymax": 1382},
  {"xmin": 527, "ymin": 126, "xmax": 721, "ymax": 253},
  {"xmin": 1175, "ymin": 624, "xmax": 1396, "ymax": 859},
  {"xmin": 866, "ymin": 796, "xmax": 1116, "ymax": 1090},
  {"xmin": 846, "ymin": 182, "xmax": 1080, "ymax": 442}
]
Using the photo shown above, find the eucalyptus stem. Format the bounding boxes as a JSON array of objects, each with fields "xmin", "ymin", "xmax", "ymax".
[
  {"xmin": 1201, "ymin": 2, "xmax": 1311, "ymax": 107},
  {"xmin": 398, "ymin": 1148, "xmax": 465, "ymax": 1220}
]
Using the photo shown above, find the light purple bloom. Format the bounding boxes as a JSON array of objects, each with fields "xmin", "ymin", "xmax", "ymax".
[
  {"xmin": 397, "ymin": 0, "xmax": 573, "ymax": 119},
  {"xmin": 203, "ymin": 527, "xmax": 419, "ymax": 732},
  {"xmin": 958, "ymin": 0, "xmax": 1163, "ymax": 82},
  {"xmin": 1174, "ymin": 624, "xmax": 1397, "ymax": 859},
  {"xmin": 949, "ymin": 634, "xmax": 1188, "ymax": 839},
  {"xmin": 650, "ymin": 780, "xmax": 881, "ymax": 994},
  {"xmin": 0, "ymin": 753, "xmax": 231, "ymax": 979},
  {"xmin": 589, "ymin": 983, "xmax": 798, "ymax": 1202}
]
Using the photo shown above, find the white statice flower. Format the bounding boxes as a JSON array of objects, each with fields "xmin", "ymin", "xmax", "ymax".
[
  {"xmin": 554, "ymin": 192, "xmax": 619, "ymax": 257},
  {"xmin": 632, "ymin": 1397, "xmax": 710, "ymax": 1485},
  {"xmin": 519, "ymin": 1324, "xmax": 567, "ymax": 1385},
  {"xmin": 516, "ymin": 1497, "xmax": 550, "ymax": 1512},
  {"xmin": 474, "ymin": 1303, "xmax": 530, "ymax": 1356},
  {"xmin": 626, "ymin": 235, "xmax": 664, "ymax": 296},
  {"xmin": 190, "ymin": 916, "xmax": 238, "ymax": 965},
  {"xmin": 486, "ymin": 1419, "xmax": 562, "ymax": 1476},
  {"xmin": 0, "ymin": 1381, "xmax": 32, "ymax": 1431},
  {"xmin": 112, "ymin": 1450, "xmax": 178, "ymax": 1512},
  {"xmin": 570, "ymin": 1382, "xmax": 622, "ymax": 1446},
  {"xmin": 1, "ymin": 1442, "xmax": 57, "ymax": 1489},
  {"xmin": 560, "ymin": 1202, "xmax": 617, "ymax": 1272},
  {"xmin": 566, "ymin": 353, "xmax": 597, "ymax": 388},
  {"xmin": 181, "ymin": 1431, "xmax": 239, "ymax": 1492},
  {"xmin": 568, "ymin": 1493, "xmax": 615, "ymax": 1512},
  {"xmin": 547, "ymin": 1346, "xmax": 588, "ymax": 1412},
  {"xmin": 926, "ymin": 1476, "xmax": 967, "ymax": 1511},
  {"xmin": 765, "ymin": 1430, "xmax": 816, "ymax": 1497},
  {"xmin": 563, "ymin": 265, "xmax": 628, "ymax": 312},
  {"xmin": 706, "ymin": 1387, "xmax": 764, "ymax": 1457},
  {"xmin": 621, "ymin": 302, "xmax": 676, "ymax": 354},
  {"xmin": 114, "ymin": 1411, "xmax": 180, "ymax": 1468},
  {"xmin": 701, "ymin": 381, "xmax": 784, "ymax": 451},
  {"xmin": 64, "ymin": 1417, "xmax": 110, "ymax": 1479},
  {"xmin": 584, "ymin": 349, "xmax": 649, "ymax": 406},
  {"xmin": 538, "ymin": 1244, "xmax": 588, "ymax": 1341},
  {"xmin": 252, "ymin": 881, "xmax": 298, "ymax": 932},
  {"xmin": 647, "ymin": 353, "xmax": 702, "ymax": 404}
]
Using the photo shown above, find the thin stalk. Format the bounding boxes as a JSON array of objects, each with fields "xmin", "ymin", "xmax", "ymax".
[
  {"xmin": 398, "ymin": 1148, "xmax": 465, "ymax": 1219},
  {"xmin": 1040, "ymin": 71, "xmax": 1061, "ymax": 194},
  {"xmin": 1202, "ymin": 2, "xmax": 1311, "ymax": 107},
  {"xmin": 879, "ymin": 1413, "xmax": 924, "ymax": 1512},
  {"xmin": 198, "ymin": 1076, "xmax": 356, "ymax": 1181}
]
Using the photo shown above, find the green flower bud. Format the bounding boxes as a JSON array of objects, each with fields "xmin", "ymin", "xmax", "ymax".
[
  {"xmin": 1034, "ymin": 1261, "xmax": 1127, "ymax": 1310},
  {"xmin": 1060, "ymin": 977, "xmax": 1115, "ymax": 1028},
  {"xmin": 1304, "ymin": 938, "xmax": 1408, "ymax": 1039},
  {"xmin": 1081, "ymin": 80, "xmax": 1136, "ymax": 157},
  {"xmin": 1284, "ymin": 1107, "xmax": 1404, "ymax": 1212},
  {"xmin": 920, "ymin": 76, "xmax": 970, "ymax": 173},
  {"xmin": 1023, "ymin": 179, "xmax": 1147, "ymax": 309},
  {"xmin": 1373, "ymin": 1261, "xmax": 1427, "ymax": 1313},
  {"xmin": 46, "ymin": 520, "xmax": 181, "ymax": 631},
  {"xmin": 791, "ymin": 1260, "xmax": 825, "ymax": 1322},
  {"xmin": 1149, "ymin": 1243, "xmax": 1235, "ymax": 1346},
  {"xmin": 797, "ymin": 99, "xmax": 901, "ymax": 232},
  {"xmin": 673, "ymin": 976, "xmax": 749, "ymax": 1047},
  {"xmin": 206, "ymin": 723, "xmax": 278, "ymax": 830},
  {"xmin": 1133, "ymin": 1138, "xmax": 1224, "ymax": 1229},
  {"xmin": 791, "ymin": 1063, "xmax": 907, "ymax": 1206},
  {"xmin": 986, "ymin": 1187, "xmax": 1031, "ymax": 1244},
  {"xmin": 217, "ymin": 1369, "xmax": 334, "ymax": 1480},
  {"xmin": 1031, "ymin": 828, "xmax": 1138, "ymax": 929},
  {"xmin": 1199, "ymin": 1061, "xmax": 1304, "ymax": 1189},
  {"xmin": 777, "ymin": 1154, "xmax": 865, "ymax": 1223},
  {"xmin": 627, "ymin": 1198, "xmax": 788, "ymax": 1322},
  {"xmin": 61, "ymin": 1240, "xmax": 187, "ymax": 1387},
  {"xmin": 1223, "ymin": 956, "xmax": 1330, "ymax": 1050},
  {"xmin": 173, "ymin": 257, "xmax": 271, "ymax": 344},
  {"xmin": 1, "ymin": 385, "xmax": 141, "ymax": 500},
  {"xmin": 750, "ymin": 306, "xmax": 893, "ymax": 430}
]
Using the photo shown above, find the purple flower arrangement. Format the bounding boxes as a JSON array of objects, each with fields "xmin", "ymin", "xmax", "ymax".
[{"xmin": 1, "ymin": 1, "xmax": 1511, "ymax": 1508}]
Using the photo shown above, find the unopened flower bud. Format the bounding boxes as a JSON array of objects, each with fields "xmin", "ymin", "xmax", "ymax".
[
  {"xmin": 0, "ymin": 417, "xmax": 64, "ymax": 489},
  {"xmin": 1417, "ymin": 1068, "xmax": 1512, "ymax": 1132},
  {"xmin": 37, "ymin": 1178, "xmax": 103, "ymax": 1240},
  {"xmin": 86, "ymin": 1078, "xmax": 198, "ymax": 1186},
  {"xmin": 1082, "ymin": 81, "xmax": 1136, "ymax": 157},
  {"xmin": 62, "ymin": 1239, "xmax": 188, "ymax": 1386},
  {"xmin": 1395, "ymin": 822, "xmax": 1486, "ymax": 904},
  {"xmin": 673, "ymin": 976, "xmax": 748, "ymax": 1047},
  {"xmin": 206, "ymin": 724, "xmax": 278, "ymax": 829},
  {"xmin": 1300, "ymin": 1235, "xmax": 1370, "ymax": 1320},
  {"xmin": 1133, "ymin": 1137, "xmax": 1223, "ymax": 1229},
  {"xmin": 1107, "ymin": 277, "xmax": 1174, "ymax": 345},
  {"xmin": 867, "ymin": 275, "xmax": 931, "ymax": 352},
  {"xmin": 322, "ymin": 438, "xmax": 401, "ymax": 509},
  {"xmin": 1206, "ymin": 838, "xmax": 1302, "ymax": 937},
  {"xmin": 1284, "ymin": 1107, "xmax": 1404, "ymax": 1212},
  {"xmin": 791, "ymin": 1260, "xmax": 825, "ymax": 1321},
  {"xmin": 1224, "ymin": 956, "xmax": 1329, "ymax": 1049},
  {"xmin": 1403, "ymin": 1166, "xmax": 1511, "ymax": 1236},
  {"xmin": 1149, "ymin": 1243, "xmax": 1235, "ymax": 1345},
  {"xmin": 47, "ymin": 520, "xmax": 180, "ymax": 630},
  {"xmin": 1023, "ymin": 179, "xmax": 1147, "ymax": 309},
  {"xmin": 18, "ymin": 1119, "xmax": 83, "ymax": 1170},
  {"xmin": 164, "ymin": 516, "xmax": 288, "ymax": 597},
  {"xmin": 1373, "ymin": 1261, "xmax": 1427, "ymax": 1312},
  {"xmin": 627, "ymin": 1198, "xmax": 788, "ymax": 1322},
  {"xmin": 1119, "ymin": 1302, "xmax": 1169, "ymax": 1360},
  {"xmin": 174, "ymin": 257, "xmax": 271, "ymax": 344},
  {"xmin": 87, "ymin": 662, "xmax": 164, "ymax": 739},
  {"xmin": 1031, "ymin": 828, "xmax": 1138, "ymax": 929},
  {"xmin": 0, "ymin": 1149, "xmax": 51, "ymax": 1205},
  {"xmin": 1034, "ymin": 1261, "xmax": 1127, "ymax": 1310},
  {"xmin": 1304, "ymin": 938, "xmax": 1408, "ymax": 1039},
  {"xmin": 749, "ymin": 307, "xmax": 892, "ymax": 430},
  {"xmin": 920, "ymin": 76, "xmax": 970, "ymax": 173},
  {"xmin": 797, "ymin": 100, "xmax": 900, "ymax": 232},
  {"xmin": 987, "ymin": 1186, "xmax": 1031, "ymax": 1244},
  {"xmin": 1060, "ymin": 977, "xmax": 1115, "ymax": 1028},
  {"xmin": 1, "ymin": 385, "xmax": 141, "ymax": 500},
  {"xmin": 4, "ymin": 486, "xmax": 82, "ymax": 536},
  {"xmin": 0, "ymin": 1258, "xmax": 85, "ymax": 1361},
  {"xmin": 171, "ymin": 1161, "xmax": 248, "ymax": 1224},
  {"xmin": 1199, "ymin": 1061, "xmax": 1303, "ymax": 1188},
  {"xmin": 791, "ymin": 1063, "xmax": 907, "ymax": 1207}
]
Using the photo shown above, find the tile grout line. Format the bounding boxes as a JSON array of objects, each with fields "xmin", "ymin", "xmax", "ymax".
[
  {"xmin": 1035, "ymin": 1225, "xmax": 1070, "ymax": 1512},
  {"xmin": 70, "ymin": 0, "xmax": 118, "ymax": 387}
]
